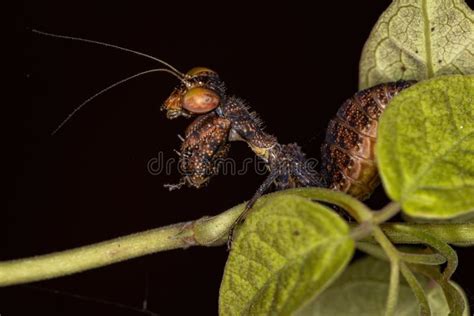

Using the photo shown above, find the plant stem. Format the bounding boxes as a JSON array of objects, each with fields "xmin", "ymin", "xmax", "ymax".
[
  {"xmin": 372, "ymin": 227, "xmax": 400, "ymax": 316},
  {"xmin": 373, "ymin": 202, "xmax": 400, "ymax": 224},
  {"xmin": 409, "ymin": 265, "xmax": 467, "ymax": 315},
  {"xmin": 389, "ymin": 224, "xmax": 458, "ymax": 280},
  {"xmin": 288, "ymin": 187, "xmax": 373, "ymax": 222},
  {"xmin": 1, "ymin": 189, "xmax": 474, "ymax": 287},
  {"xmin": 356, "ymin": 242, "xmax": 446, "ymax": 265},
  {"xmin": 399, "ymin": 263, "xmax": 431, "ymax": 316},
  {"xmin": 0, "ymin": 203, "xmax": 245, "ymax": 287},
  {"xmin": 358, "ymin": 223, "xmax": 474, "ymax": 247}
]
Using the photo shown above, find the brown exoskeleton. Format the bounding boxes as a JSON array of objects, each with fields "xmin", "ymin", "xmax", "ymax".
[
  {"xmin": 161, "ymin": 67, "xmax": 324, "ymax": 235},
  {"xmin": 161, "ymin": 67, "xmax": 414, "ymax": 244},
  {"xmin": 320, "ymin": 80, "xmax": 415, "ymax": 199},
  {"xmin": 167, "ymin": 111, "xmax": 231, "ymax": 190},
  {"xmin": 36, "ymin": 29, "xmax": 414, "ymax": 247}
]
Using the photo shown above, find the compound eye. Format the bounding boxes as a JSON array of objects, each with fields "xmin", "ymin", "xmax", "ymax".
[{"xmin": 183, "ymin": 87, "xmax": 220, "ymax": 113}]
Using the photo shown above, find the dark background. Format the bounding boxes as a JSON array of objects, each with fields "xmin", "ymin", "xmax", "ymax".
[{"xmin": 5, "ymin": 1, "xmax": 474, "ymax": 315}]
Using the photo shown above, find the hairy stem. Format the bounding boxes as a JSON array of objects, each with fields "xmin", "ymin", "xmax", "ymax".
[
  {"xmin": 0, "ymin": 203, "xmax": 244, "ymax": 287},
  {"xmin": 372, "ymin": 227, "xmax": 400, "ymax": 316},
  {"xmin": 409, "ymin": 265, "xmax": 467, "ymax": 315},
  {"xmin": 288, "ymin": 187, "xmax": 373, "ymax": 222},
  {"xmin": 356, "ymin": 242, "xmax": 446, "ymax": 265},
  {"xmin": 373, "ymin": 202, "xmax": 400, "ymax": 224},
  {"xmin": 399, "ymin": 263, "xmax": 431, "ymax": 316},
  {"xmin": 389, "ymin": 224, "xmax": 458, "ymax": 280},
  {"xmin": 1, "ymin": 188, "xmax": 474, "ymax": 287},
  {"xmin": 360, "ymin": 222, "xmax": 474, "ymax": 247}
]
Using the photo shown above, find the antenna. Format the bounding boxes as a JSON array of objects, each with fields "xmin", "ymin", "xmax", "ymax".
[
  {"xmin": 51, "ymin": 68, "xmax": 182, "ymax": 135},
  {"xmin": 32, "ymin": 29, "xmax": 185, "ymax": 78}
]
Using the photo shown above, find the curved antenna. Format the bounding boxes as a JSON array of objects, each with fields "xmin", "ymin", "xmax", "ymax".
[
  {"xmin": 51, "ymin": 68, "xmax": 182, "ymax": 135},
  {"xmin": 32, "ymin": 29, "xmax": 185, "ymax": 78}
]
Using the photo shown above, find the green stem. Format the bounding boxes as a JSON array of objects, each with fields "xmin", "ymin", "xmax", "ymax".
[
  {"xmin": 400, "ymin": 263, "xmax": 431, "ymax": 316},
  {"xmin": 409, "ymin": 265, "xmax": 467, "ymax": 316},
  {"xmin": 373, "ymin": 202, "xmax": 400, "ymax": 224},
  {"xmin": 372, "ymin": 227, "xmax": 400, "ymax": 316},
  {"xmin": 350, "ymin": 221, "xmax": 374, "ymax": 240},
  {"xmin": 0, "ymin": 203, "xmax": 245, "ymax": 287},
  {"xmin": 356, "ymin": 242, "xmax": 446, "ymax": 265},
  {"xmin": 365, "ymin": 228, "xmax": 436, "ymax": 316},
  {"xmin": 0, "ymin": 188, "xmax": 350, "ymax": 287},
  {"xmin": 1, "ymin": 189, "xmax": 474, "ymax": 288},
  {"xmin": 287, "ymin": 187, "xmax": 373, "ymax": 222},
  {"xmin": 358, "ymin": 223, "xmax": 474, "ymax": 246},
  {"xmin": 390, "ymin": 224, "xmax": 458, "ymax": 280}
]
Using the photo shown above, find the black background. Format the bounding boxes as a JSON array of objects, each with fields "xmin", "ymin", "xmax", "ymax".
[{"xmin": 5, "ymin": 1, "xmax": 474, "ymax": 315}]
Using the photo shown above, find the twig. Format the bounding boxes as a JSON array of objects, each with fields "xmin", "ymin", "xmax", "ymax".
[{"xmin": 1, "ymin": 188, "xmax": 473, "ymax": 288}]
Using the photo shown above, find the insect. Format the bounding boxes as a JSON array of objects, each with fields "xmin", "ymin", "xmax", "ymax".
[
  {"xmin": 320, "ymin": 80, "xmax": 415, "ymax": 200},
  {"xmin": 33, "ymin": 30, "xmax": 414, "ymax": 246},
  {"xmin": 160, "ymin": 66, "xmax": 324, "ymax": 233},
  {"xmin": 161, "ymin": 73, "xmax": 414, "ymax": 244}
]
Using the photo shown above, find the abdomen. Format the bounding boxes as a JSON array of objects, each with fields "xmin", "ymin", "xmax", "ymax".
[{"xmin": 321, "ymin": 81, "xmax": 415, "ymax": 199}]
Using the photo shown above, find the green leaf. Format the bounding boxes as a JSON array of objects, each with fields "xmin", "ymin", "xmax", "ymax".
[
  {"xmin": 359, "ymin": 0, "xmax": 474, "ymax": 89},
  {"xmin": 218, "ymin": 195, "xmax": 354, "ymax": 316},
  {"xmin": 377, "ymin": 75, "xmax": 474, "ymax": 219},
  {"xmin": 410, "ymin": 264, "xmax": 469, "ymax": 316},
  {"xmin": 296, "ymin": 257, "xmax": 470, "ymax": 316}
]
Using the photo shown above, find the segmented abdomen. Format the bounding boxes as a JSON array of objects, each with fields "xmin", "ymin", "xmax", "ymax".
[{"xmin": 321, "ymin": 81, "xmax": 415, "ymax": 199}]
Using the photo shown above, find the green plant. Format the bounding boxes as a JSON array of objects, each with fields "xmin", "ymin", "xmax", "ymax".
[{"xmin": 3, "ymin": 0, "xmax": 473, "ymax": 315}]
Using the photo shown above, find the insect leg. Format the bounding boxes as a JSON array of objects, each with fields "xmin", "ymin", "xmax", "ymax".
[
  {"xmin": 163, "ymin": 178, "xmax": 187, "ymax": 191},
  {"xmin": 227, "ymin": 169, "xmax": 280, "ymax": 249},
  {"xmin": 167, "ymin": 113, "xmax": 231, "ymax": 190}
]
